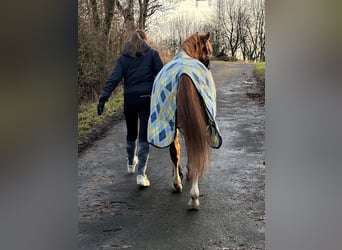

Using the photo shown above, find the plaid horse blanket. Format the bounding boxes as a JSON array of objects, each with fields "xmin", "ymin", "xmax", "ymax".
[{"xmin": 147, "ymin": 50, "xmax": 222, "ymax": 148}]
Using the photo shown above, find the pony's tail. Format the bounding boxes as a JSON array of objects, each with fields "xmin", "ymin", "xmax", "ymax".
[{"xmin": 177, "ymin": 74, "xmax": 211, "ymax": 180}]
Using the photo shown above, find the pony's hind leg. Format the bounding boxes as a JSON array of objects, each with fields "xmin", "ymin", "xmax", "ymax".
[
  {"xmin": 188, "ymin": 176, "xmax": 200, "ymax": 210},
  {"xmin": 169, "ymin": 130, "xmax": 182, "ymax": 192}
]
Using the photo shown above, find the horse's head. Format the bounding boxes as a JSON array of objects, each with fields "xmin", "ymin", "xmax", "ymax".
[{"xmin": 180, "ymin": 32, "xmax": 212, "ymax": 69}]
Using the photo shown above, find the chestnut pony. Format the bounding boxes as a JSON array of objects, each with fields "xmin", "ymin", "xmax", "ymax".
[{"xmin": 148, "ymin": 32, "xmax": 221, "ymax": 209}]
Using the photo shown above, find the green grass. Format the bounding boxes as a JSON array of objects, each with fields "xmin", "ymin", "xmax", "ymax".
[
  {"xmin": 78, "ymin": 90, "xmax": 124, "ymax": 145},
  {"xmin": 254, "ymin": 62, "xmax": 265, "ymax": 83}
]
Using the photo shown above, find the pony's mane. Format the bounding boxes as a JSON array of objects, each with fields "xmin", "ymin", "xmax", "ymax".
[{"xmin": 180, "ymin": 32, "xmax": 212, "ymax": 66}]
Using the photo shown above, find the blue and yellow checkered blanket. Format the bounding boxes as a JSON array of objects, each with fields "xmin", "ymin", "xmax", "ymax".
[{"xmin": 147, "ymin": 51, "xmax": 222, "ymax": 148}]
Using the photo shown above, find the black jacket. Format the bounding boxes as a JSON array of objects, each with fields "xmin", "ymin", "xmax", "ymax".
[{"xmin": 100, "ymin": 42, "xmax": 163, "ymax": 102}]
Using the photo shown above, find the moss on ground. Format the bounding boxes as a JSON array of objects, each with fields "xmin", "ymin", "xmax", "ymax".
[{"xmin": 254, "ymin": 62, "xmax": 265, "ymax": 83}]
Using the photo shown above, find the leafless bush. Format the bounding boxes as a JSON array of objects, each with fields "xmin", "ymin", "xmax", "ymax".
[
  {"xmin": 78, "ymin": 0, "xmax": 116, "ymax": 104},
  {"xmin": 149, "ymin": 40, "xmax": 173, "ymax": 64},
  {"xmin": 78, "ymin": 0, "xmax": 172, "ymax": 105}
]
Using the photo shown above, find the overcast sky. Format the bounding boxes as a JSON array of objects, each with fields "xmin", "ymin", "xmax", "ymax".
[
  {"xmin": 171, "ymin": 0, "xmax": 214, "ymax": 19},
  {"xmin": 148, "ymin": 0, "xmax": 214, "ymax": 42}
]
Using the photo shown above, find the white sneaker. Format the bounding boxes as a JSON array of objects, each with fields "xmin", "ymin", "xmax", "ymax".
[
  {"xmin": 127, "ymin": 156, "xmax": 138, "ymax": 174},
  {"xmin": 137, "ymin": 175, "xmax": 150, "ymax": 187}
]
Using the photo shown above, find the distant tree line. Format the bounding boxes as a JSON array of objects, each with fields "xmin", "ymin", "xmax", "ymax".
[
  {"xmin": 78, "ymin": 0, "xmax": 264, "ymax": 104},
  {"xmin": 213, "ymin": 0, "xmax": 265, "ymax": 61},
  {"xmin": 161, "ymin": 0, "xmax": 265, "ymax": 61}
]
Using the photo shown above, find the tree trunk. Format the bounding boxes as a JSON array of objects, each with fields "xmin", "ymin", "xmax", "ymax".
[
  {"xmin": 90, "ymin": 0, "xmax": 101, "ymax": 28},
  {"xmin": 117, "ymin": 0, "xmax": 135, "ymax": 33},
  {"xmin": 138, "ymin": 0, "xmax": 146, "ymax": 29},
  {"xmin": 104, "ymin": 0, "xmax": 116, "ymax": 37}
]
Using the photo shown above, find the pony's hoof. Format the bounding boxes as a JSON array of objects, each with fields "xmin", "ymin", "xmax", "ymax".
[
  {"xmin": 188, "ymin": 198, "xmax": 199, "ymax": 210},
  {"xmin": 172, "ymin": 183, "xmax": 183, "ymax": 193}
]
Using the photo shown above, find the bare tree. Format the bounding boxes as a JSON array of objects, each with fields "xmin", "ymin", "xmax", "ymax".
[
  {"xmin": 114, "ymin": 0, "xmax": 170, "ymax": 32},
  {"xmin": 137, "ymin": 0, "xmax": 165, "ymax": 30},
  {"xmin": 209, "ymin": 0, "xmax": 265, "ymax": 61},
  {"xmin": 90, "ymin": 0, "xmax": 101, "ymax": 28},
  {"xmin": 78, "ymin": 0, "xmax": 176, "ymax": 103},
  {"xmin": 241, "ymin": 0, "xmax": 265, "ymax": 61},
  {"xmin": 116, "ymin": 0, "xmax": 135, "ymax": 32},
  {"xmin": 79, "ymin": 0, "xmax": 111, "ymax": 102},
  {"xmin": 256, "ymin": 0, "xmax": 265, "ymax": 61},
  {"xmin": 163, "ymin": 13, "xmax": 203, "ymax": 55},
  {"xmin": 104, "ymin": 0, "xmax": 117, "ymax": 36},
  {"xmin": 87, "ymin": 0, "xmax": 117, "ymax": 38},
  {"xmin": 215, "ymin": 0, "xmax": 249, "ymax": 58}
]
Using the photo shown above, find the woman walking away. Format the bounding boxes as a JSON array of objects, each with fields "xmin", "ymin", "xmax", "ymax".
[{"xmin": 97, "ymin": 30, "xmax": 163, "ymax": 187}]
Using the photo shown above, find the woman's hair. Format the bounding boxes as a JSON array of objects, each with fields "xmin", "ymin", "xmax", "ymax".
[{"xmin": 126, "ymin": 30, "xmax": 147, "ymax": 58}]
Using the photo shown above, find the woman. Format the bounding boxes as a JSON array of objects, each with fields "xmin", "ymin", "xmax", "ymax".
[{"xmin": 97, "ymin": 30, "xmax": 163, "ymax": 187}]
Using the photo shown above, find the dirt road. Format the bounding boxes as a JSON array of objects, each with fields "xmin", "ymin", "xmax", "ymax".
[{"xmin": 78, "ymin": 62, "xmax": 265, "ymax": 249}]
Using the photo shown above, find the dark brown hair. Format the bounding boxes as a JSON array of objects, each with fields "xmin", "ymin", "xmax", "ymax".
[{"xmin": 126, "ymin": 30, "xmax": 147, "ymax": 58}]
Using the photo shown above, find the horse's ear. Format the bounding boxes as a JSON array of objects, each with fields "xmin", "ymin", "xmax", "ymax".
[{"xmin": 205, "ymin": 32, "xmax": 210, "ymax": 40}]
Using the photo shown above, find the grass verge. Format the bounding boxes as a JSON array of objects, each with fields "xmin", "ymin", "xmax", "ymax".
[
  {"xmin": 78, "ymin": 90, "xmax": 124, "ymax": 153},
  {"xmin": 254, "ymin": 62, "xmax": 265, "ymax": 83}
]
